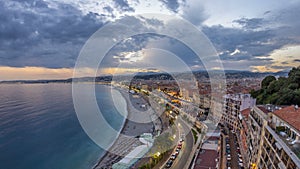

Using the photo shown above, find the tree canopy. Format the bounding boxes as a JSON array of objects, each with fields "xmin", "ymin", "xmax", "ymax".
[{"xmin": 251, "ymin": 67, "xmax": 300, "ymax": 105}]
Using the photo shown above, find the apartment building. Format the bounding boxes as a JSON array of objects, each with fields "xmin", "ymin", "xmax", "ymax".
[
  {"xmin": 237, "ymin": 108, "xmax": 251, "ymax": 167},
  {"xmin": 246, "ymin": 105, "xmax": 300, "ymax": 169},
  {"xmin": 221, "ymin": 94, "xmax": 256, "ymax": 130},
  {"xmin": 247, "ymin": 105, "xmax": 270, "ymax": 168}
]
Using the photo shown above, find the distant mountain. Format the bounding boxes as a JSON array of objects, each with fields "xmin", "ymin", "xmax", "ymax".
[
  {"xmin": 0, "ymin": 76, "xmax": 112, "ymax": 84},
  {"xmin": 192, "ymin": 69, "xmax": 288, "ymax": 79},
  {"xmin": 0, "ymin": 70, "xmax": 289, "ymax": 84}
]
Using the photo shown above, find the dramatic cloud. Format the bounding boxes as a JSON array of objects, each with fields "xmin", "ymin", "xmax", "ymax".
[
  {"xmin": 202, "ymin": 25, "xmax": 280, "ymax": 58},
  {"xmin": 0, "ymin": 0, "xmax": 299, "ymax": 79},
  {"xmin": 201, "ymin": 1, "xmax": 300, "ymax": 71},
  {"xmin": 0, "ymin": 0, "xmax": 104, "ymax": 68}
]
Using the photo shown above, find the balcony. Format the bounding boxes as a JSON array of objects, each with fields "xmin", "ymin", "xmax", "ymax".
[
  {"xmin": 274, "ymin": 126, "xmax": 300, "ymax": 159},
  {"xmin": 265, "ymin": 125, "xmax": 300, "ymax": 167}
]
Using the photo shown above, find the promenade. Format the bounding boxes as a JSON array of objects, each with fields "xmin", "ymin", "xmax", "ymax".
[{"xmin": 93, "ymin": 88, "xmax": 160, "ymax": 169}]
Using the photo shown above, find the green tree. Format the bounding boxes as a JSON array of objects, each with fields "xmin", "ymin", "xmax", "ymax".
[
  {"xmin": 261, "ymin": 75, "xmax": 276, "ymax": 88},
  {"xmin": 251, "ymin": 67, "xmax": 300, "ymax": 105}
]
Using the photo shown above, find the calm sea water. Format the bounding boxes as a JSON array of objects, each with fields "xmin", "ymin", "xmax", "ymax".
[{"xmin": 0, "ymin": 84, "xmax": 124, "ymax": 169}]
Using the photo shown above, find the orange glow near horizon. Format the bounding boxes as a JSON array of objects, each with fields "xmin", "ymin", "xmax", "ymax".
[
  {"xmin": 0, "ymin": 66, "xmax": 161, "ymax": 81},
  {"xmin": 0, "ymin": 66, "xmax": 74, "ymax": 81},
  {"xmin": 0, "ymin": 63, "xmax": 296, "ymax": 81},
  {"xmin": 250, "ymin": 66, "xmax": 279, "ymax": 73}
]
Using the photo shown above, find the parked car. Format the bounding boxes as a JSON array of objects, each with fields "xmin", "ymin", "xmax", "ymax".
[
  {"xmin": 166, "ymin": 160, "xmax": 173, "ymax": 168},
  {"xmin": 227, "ymin": 161, "xmax": 231, "ymax": 167},
  {"xmin": 170, "ymin": 154, "xmax": 176, "ymax": 160}
]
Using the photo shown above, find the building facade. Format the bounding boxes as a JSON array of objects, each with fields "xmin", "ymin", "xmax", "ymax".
[
  {"xmin": 221, "ymin": 94, "xmax": 256, "ymax": 130},
  {"xmin": 246, "ymin": 105, "xmax": 300, "ymax": 169}
]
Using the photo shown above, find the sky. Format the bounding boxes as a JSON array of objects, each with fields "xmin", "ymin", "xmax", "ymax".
[{"xmin": 0, "ymin": 0, "xmax": 300, "ymax": 80}]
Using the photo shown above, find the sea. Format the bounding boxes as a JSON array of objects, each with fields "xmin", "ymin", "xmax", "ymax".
[{"xmin": 0, "ymin": 84, "xmax": 125, "ymax": 169}]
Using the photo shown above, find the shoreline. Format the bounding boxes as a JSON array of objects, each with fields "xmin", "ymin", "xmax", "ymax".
[
  {"xmin": 93, "ymin": 86, "xmax": 154, "ymax": 169},
  {"xmin": 92, "ymin": 86, "xmax": 129, "ymax": 169}
]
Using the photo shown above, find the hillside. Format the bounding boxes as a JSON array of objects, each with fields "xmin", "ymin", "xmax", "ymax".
[{"xmin": 251, "ymin": 67, "xmax": 300, "ymax": 105}]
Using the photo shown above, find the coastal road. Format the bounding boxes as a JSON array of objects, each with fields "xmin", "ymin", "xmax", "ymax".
[{"xmin": 171, "ymin": 118, "xmax": 194, "ymax": 169}]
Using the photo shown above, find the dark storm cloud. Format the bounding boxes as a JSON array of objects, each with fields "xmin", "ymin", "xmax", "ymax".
[{"xmin": 0, "ymin": 0, "xmax": 103, "ymax": 68}]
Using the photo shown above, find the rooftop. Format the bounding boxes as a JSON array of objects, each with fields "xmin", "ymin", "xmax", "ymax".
[
  {"xmin": 193, "ymin": 135, "xmax": 220, "ymax": 169},
  {"xmin": 257, "ymin": 105, "xmax": 270, "ymax": 114},
  {"xmin": 273, "ymin": 105, "xmax": 300, "ymax": 132},
  {"xmin": 193, "ymin": 149, "xmax": 218, "ymax": 169},
  {"xmin": 241, "ymin": 108, "xmax": 251, "ymax": 118}
]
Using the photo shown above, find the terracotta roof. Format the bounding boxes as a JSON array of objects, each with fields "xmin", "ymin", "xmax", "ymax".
[
  {"xmin": 241, "ymin": 108, "xmax": 251, "ymax": 118},
  {"xmin": 273, "ymin": 105, "xmax": 300, "ymax": 132},
  {"xmin": 194, "ymin": 149, "xmax": 218, "ymax": 169},
  {"xmin": 257, "ymin": 106, "xmax": 270, "ymax": 114}
]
